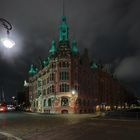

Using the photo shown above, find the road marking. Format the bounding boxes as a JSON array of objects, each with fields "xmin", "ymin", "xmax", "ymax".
[{"xmin": 0, "ymin": 132, "xmax": 22, "ymax": 140}]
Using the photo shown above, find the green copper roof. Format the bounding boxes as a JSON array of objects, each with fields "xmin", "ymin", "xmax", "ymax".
[
  {"xmin": 91, "ymin": 61, "xmax": 98, "ymax": 69},
  {"xmin": 71, "ymin": 39, "xmax": 78, "ymax": 54},
  {"xmin": 43, "ymin": 57, "xmax": 50, "ymax": 67},
  {"xmin": 59, "ymin": 16, "xmax": 69, "ymax": 42},
  {"xmin": 49, "ymin": 40, "xmax": 57, "ymax": 55},
  {"xmin": 29, "ymin": 64, "xmax": 38, "ymax": 76}
]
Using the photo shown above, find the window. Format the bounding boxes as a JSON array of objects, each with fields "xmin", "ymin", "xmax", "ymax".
[
  {"xmin": 37, "ymin": 80, "xmax": 42, "ymax": 87},
  {"xmin": 43, "ymin": 89, "xmax": 46, "ymax": 95},
  {"xmin": 60, "ymin": 71, "xmax": 69, "ymax": 80},
  {"xmin": 47, "ymin": 77, "xmax": 49, "ymax": 84},
  {"xmin": 77, "ymin": 99, "xmax": 81, "ymax": 106},
  {"xmin": 51, "ymin": 63, "xmax": 56, "ymax": 69},
  {"xmin": 36, "ymin": 101, "xmax": 38, "ymax": 107},
  {"xmin": 44, "ymin": 99, "xmax": 46, "ymax": 107},
  {"xmin": 47, "ymin": 85, "xmax": 55, "ymax": 94},
  {"xmin": 60, "ymin": 83, "xmax": 69, "ymax": 92},
  {"xmin": 37, "ymin": 90, "xmax": 41, "ymax": 97},
  {"xmin": 48, "ymin": 98, "xmax": 52, "ymax": 106},
  {"xmin": 61, "ymin": 97, "xmax": 69, "ymax": 106},
  {"xmin": 43, "ymin": 79, "xmax": 46, "ymax": 86},
  {"xmin": 74, "ymin": 85, "xmax": 79, "ymax": 92},
  {"xmin": 50, "ymin": 73, "xmax": 55, "ymax": 81},
  {"xmin": 59, "ymin": 62, "xmax": 69, "ymax": 68}
]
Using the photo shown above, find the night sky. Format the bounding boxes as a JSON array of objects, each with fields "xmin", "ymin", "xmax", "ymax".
[{"xmin": 0, "ymin": 0, "xmax": 140, "ymax": 101}]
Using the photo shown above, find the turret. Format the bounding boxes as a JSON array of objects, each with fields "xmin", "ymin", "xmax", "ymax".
[
  {"xmin": 71, "ymin": 39, "xmax": 78, "ymax": 55},
  {"xmin": 59, "ymin": 16, "xmax": 69, "ymax": 42},
  {"xmin": 49, "ymin": 40, "xmax": 57, "ymax": 55},
  {"xmin": 28, "ymin": 64, "xmax": 38, "ymax": 76}
]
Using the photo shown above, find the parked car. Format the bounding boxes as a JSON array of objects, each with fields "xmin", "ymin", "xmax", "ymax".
[
  {"xmin": 7, "ymin": 105, "xmax": 15, "ymax": 111},
  {"xmin": 0, "ymin": 102, "xmax": 7, "ymax": 112}
]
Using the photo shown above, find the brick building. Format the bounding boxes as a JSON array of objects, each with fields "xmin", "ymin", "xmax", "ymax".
[{"xmin": 28, "ymin": 16, "xmax": 132, "ymax": 113}]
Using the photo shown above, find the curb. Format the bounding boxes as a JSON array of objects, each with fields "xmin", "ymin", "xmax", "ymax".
[{"xmin": 0, "ymin": 132, "xmax": 22, "ymax": 140}]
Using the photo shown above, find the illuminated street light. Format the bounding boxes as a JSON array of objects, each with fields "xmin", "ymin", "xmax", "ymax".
[
  {"xmin": 0, "ymin": 18, "xmax": 15, "ymax": 48},
  {"xmin": 1, "ymin": 38, "xmax": 15, "ymax": 48},
  {"xmin": 72, "ymin": 89, "xmax": 76, "ymax": 95}
]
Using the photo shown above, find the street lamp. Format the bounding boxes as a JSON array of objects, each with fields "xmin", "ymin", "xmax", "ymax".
[
  {"xmin": 1, "ymin": 38, "xmax": 15, "ymax": 48},
  {"xmin": 72, "ymin": 89, "xmax": 76, "ymax": 95},
  {"xmin": 0, "ymin": 18, "xmax": 15, "ymax": 48}
]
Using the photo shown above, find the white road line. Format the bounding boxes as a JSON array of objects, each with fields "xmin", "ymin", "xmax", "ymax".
[{"xmin": 0, "ymin": 132, "xmax": 22, "ymax": 140}]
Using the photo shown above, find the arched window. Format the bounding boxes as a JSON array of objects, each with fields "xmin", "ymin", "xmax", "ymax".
[
  {"xmin": 61, "ymin": 97, "xmax": 69, "ymax": 106},
  {"xmin": 48, "ymin": 98, "xmax": 52, "ymax": 106}
]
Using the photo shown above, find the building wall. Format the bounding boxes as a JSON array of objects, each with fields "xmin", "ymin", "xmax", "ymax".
[{"xmin": 28, "ymin": 16, "xmax": 133, "ymax": 113}]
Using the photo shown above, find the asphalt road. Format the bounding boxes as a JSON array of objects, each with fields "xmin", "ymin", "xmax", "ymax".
[{"xmin": 0, "ymin": 112, "xmax": 140, "ymax": 140}]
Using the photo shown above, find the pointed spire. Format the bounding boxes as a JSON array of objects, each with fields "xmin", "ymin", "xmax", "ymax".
[
  {"xmin": 59, "ymin": 0, "xmax": 69, "ymax": 42},
  {"xmin": 62, "ymin": 0, "xmax": 65, "ymax": 17},
  {"xmin": 71, "ymin": 39, "xmax": 78, "ymax": 55},
  {"xmin": 43, "ymin": 57, "xmax": 50, "ymax": 67},
  {"xmin": 49, "ymin": 40, "xmax": 57, "ymax": 55},
  {"xmin": 28, "ymin": 64, "xmax": 37, "ymax": 76},
  {"xmin": 90, "ymin": 61, "xmax": 98, "ymax": 69}
]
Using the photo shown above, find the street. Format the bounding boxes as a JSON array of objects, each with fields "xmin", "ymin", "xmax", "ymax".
[{"xmin": 0, "ymin": 112, "xmax": 140, "ymax": 140}]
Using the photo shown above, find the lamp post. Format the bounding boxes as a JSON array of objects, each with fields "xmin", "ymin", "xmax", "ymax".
[{"xmin": 0, "ymin": 18, "xmax": 15, "ymax": 48}]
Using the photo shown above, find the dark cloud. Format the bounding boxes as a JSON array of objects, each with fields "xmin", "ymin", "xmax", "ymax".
[{"xmin": 0, "ymin": 0, "xmax": 140, "ymax": 100}]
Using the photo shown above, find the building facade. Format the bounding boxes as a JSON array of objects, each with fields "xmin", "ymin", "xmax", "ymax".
[{"xmin": 28, "ymin": 16, "xmax": 132, "ymax": 113}]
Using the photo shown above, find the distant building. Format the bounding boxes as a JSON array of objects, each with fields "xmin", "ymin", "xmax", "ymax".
[
  {"xmin": 28, "ymin": 15, "xmax": 134, "ymax": 113},
  {"xmin": 17, "ymin": 85, "xmax": 30, "ymax": 108}
]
